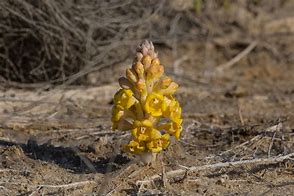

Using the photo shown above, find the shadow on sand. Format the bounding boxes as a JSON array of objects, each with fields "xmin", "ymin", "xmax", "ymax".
[{"xmin": 0, "ymin": 139, "xmax": 130, "ymax": 174}]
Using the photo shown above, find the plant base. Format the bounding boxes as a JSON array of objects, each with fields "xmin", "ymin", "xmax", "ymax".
[{"xmin": 139, "ymin": 152, "xmax": 157, "ymax": 165}]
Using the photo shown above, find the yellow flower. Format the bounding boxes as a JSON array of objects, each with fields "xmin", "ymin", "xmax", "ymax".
[
  {"xmin": 160, "ymin": 133, "xmax": 170, "ymax": 149},
  {"xmin": 111, "ymin": 105, "xmax": 136, "ymax": 122},
  {"xmin": 124, "ymin": 140, "xmax": 145, "ymax": 154},
  {"xmin": 114, "ymin": 89, "xmax": 136, "ymax": 109},
  {"xmin": 158, "ymin": 121, "xmax": 182, "ymax": 140},
  {"xmin": 154, "ymin": 79, "xmax": 179, "ymax": 95},
  {"xmin": 131, "ymin": 119, "xmax": 161, "ymax": 141},
  {"xmin": 144, "ymin": 92, "xmax": 166, "ymax": 116},
  {"xmin": 111, "ymin": 105, "xmax": 124, "ymax": 122},
  {"xmin": 146, "ymin": 134, "xmax": 170, "ymax": 153},
  {"xmin": 111, "ymin": 105, "xmax": 135, "ymax": 131},
  {"xmin": 163, "ymin": 97, "xmax": 182, "ymax": 122}
]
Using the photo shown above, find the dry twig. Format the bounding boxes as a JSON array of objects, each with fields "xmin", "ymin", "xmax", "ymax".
[
  {"xmin": 216, "ymin": 41, "xmax": 258, "ymax": 72},
  {"xmin": 36, "ymin": 180, "xmax": 95, "ymax": 189},
  {"xmin": 136, "ymin": 153, "xmax": 294, "ymax": 185}
]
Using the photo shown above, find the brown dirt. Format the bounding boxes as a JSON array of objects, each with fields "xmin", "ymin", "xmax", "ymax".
[{"xmin": 1, "ymin": 1, "xmax": 294, "ymax": 195}]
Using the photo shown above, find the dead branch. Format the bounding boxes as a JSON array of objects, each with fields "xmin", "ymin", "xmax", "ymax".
[
  {"xmin": 217, "ymin": 135, "xmax": 263, "ymax": 157},
  {"xmin": 0, "ymin": 169, "xmax": 18, "ymax": 173},
  {"xmin": 0, "ymin": 0, "xmax": 205, "ymax": 86},
  {"xmin": 36, "ymin": 180, "xmax": 95, "ymax": 189},
  {"xmin": 216, "ymin": 41, "xmax": 258, "ymax": 72},
  {"xmin": 136, "ymin": 153, "xmax": 294, "ymax": 185}
]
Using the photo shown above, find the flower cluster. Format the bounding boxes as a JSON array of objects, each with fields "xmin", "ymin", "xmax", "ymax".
[{"xmin": 112, "ymin": 40, "xmax": 182, "ymax": 157}]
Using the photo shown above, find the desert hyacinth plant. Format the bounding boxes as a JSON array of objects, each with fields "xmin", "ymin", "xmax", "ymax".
[{"xmin": 112, "ymin": 40, "xmax": 182, "ymax": 163}]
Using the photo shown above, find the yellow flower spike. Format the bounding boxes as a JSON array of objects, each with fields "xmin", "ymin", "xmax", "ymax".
[
  {"xmin": 111, "ymin": 40, "xmax": 183, "ymax": 162},
  {"xmin": 114, "ymin": 89, "xmax": 136, "ymax": 109},
  {"xmin": 144, "ymin": 92, "xmax": 166, "ymax": 117}
]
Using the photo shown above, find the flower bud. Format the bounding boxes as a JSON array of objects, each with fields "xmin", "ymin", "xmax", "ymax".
[
  {"xmin": 151, "ymin": 58, "xmax": 160, "ymax": 67},
  {"xmin": 114, "ymin": 89, "xmax": 136, "ymax": 109},
  {"xmin": 160, "ymin": 82, "xmax": 179, "ymax": 95},
  {"xmin": 126, "ymin": 68, "xmax": 138, "ymax": 83},
  {"xmin": 118, "ymin": 77, "xmax": 134, "ymax": 89},
  {"xmin": 135, "ymin": 79, "xmax": 146, "ymax": 92},
  {"xmin": 147, "ymin": 64, "xmax": 164, "ymax": 81},
  {"xmin": 141, "ymin": 55, "xmax": 152, "ymax": 68},
  {"xmin": 161, "ymin": 76, "xmax": 172, "ymax": 88},
  {"xmin": 136, "ymin": 52, "xmax": 143, "ymax": 62},
  {"xmin": 133, "ymin": 62, "xmax": 144, "ymax": 79}
]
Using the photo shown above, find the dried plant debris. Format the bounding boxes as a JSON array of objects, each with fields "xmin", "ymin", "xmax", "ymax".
[
  {"xmin": 0, "ymin": 0, "xmax": 195, "ymax": 86},
  {"xmin": 1, "ymin": 0, "xmax": 293, "ymax": 86}
]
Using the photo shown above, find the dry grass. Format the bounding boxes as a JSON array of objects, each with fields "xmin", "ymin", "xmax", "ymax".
[
  {"xmin": 0, "ymin": 0, "xmax": 194, "ymax": 87},
  {"xmin": 2, "ymin": 0, "xmax": 292, "ymax": 87}
]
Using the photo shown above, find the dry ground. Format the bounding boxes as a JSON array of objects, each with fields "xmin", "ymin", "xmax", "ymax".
[{"xmin": 0, "ymin": 39, "xmax": 293, "ymax": 195}]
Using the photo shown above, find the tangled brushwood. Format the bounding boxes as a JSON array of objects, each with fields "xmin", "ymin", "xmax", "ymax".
[
  {"xmin": 0, "ymin": 0, "xmax": 199, "ymax": 86},
  {"xmin": 0, "ymin": 0, "xmax": 87, "ymax": 84},
  {"xmin": 112, "ymin": 40, "xmax": 182, "ymax": 162},
  {"xmin": 0, "ymin": 1, "xmax": 167, "ymax": 85}
]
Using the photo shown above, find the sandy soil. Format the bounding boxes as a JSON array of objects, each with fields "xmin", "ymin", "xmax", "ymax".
[{"xmin": 0, "ymin": 39, "xmax": 293, "ymax": 195}]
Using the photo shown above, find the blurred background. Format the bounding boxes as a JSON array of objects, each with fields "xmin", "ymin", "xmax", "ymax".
[
  {"xmin": 1, "ymin": 0, "xmax": 293, "ymax": 127},
  {"xmin": 1, "ymin": 0, "xmax": 293, "ymax": 87}
]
